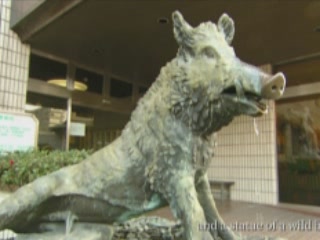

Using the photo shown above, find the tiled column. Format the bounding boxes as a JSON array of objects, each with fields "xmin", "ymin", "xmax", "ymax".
[
  {"xmin": 208, "ymin": 65, "xmax": 279, "ymax": 205},
  {"xmin": 0, "ymin": 0, "xmax": 30, "ymax": 112}
]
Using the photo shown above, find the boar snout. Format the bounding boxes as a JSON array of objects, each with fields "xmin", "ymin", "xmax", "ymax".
[
  {"xmin": 261, "ymin": 72, "xmax": 285, "ymax": 99},
  {"xmin": 237, "ymin": 62, "xmax": 286, "ymax": 100}
]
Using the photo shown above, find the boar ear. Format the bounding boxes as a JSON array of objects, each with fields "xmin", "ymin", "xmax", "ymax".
[
  {"xmin": 218, "ymin": 13, "xmax": 235, "ymax": 44},
  {"xmin": 172, "ymin": 11, "xmax": 193, "ymax": 46}
]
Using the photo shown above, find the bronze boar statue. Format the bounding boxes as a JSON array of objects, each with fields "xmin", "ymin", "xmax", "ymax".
[{"xmin": 0, "ymin": 11, "xmax": 285, "ymax": 240}]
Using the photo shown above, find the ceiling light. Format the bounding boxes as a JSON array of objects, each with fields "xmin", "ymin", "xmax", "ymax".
[
  {"xmin": 47, "ymin": 79, "xmax": 87, "ymax": 91},
  {"xmin": 25, "ymin": 103, "xmax": 41, "ymax": 112},
  {"xmin": 157, "ymin": 17, "xmax": 169, "ymax": 24}
]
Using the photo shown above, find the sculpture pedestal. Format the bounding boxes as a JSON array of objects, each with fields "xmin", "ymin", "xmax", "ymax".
[
  {"xmin": 15, "ymin": 223, "xmax": 113, "ymax": 240},
  {"xmin": 16, "ymin": 217, "xmax": 183, "ymax": 240},
  {"xmin": 14, "ymin": 217, "xmax": 286, "ymax": 240}
]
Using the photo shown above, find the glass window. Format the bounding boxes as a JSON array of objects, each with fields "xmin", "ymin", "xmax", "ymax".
[
  {"xmin": 75, "ymin": 68, "xmax": 103, "ymax": 94},
  {"xmin": 110, "ymin": 78, "xmax": 132, "ymax": 98},
  {"xmin": 29, "ymin": 54, "xmax": 67, "ymax": 81}
]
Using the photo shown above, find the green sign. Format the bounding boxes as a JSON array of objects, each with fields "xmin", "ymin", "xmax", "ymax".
[{"xmin": 0, "ymin": 111, "xmax": 38, "ymax": 153}]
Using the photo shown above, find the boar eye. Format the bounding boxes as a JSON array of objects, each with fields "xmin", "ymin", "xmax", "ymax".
[{"xmin": 201, "ymin": 47, "xmax": 216, "ymax": 58}]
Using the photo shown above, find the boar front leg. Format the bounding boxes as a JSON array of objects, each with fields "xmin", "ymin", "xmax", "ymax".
[
  {"xmin": 0, "ymin": 171, "xmax": 64, "ymax": 232},
  {"xmin": 165, "ymin": 174, "xmax": 214, "ymax": 240},
  {"xmin": 195, "ymin": 172, "xmax": 239, "ymax": 240}
]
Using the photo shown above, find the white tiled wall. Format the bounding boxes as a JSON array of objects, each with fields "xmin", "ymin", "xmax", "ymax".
[
  {"xmin": 0, "ymin": 0, "xmax": 30, "ymax": 112},
  {"xmin": 208, "ymin": 64, "xmax": 279, "ymax": 205}
]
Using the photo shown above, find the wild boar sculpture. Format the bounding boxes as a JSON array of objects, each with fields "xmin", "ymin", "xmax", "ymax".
[{"xmin": 0, "ymin": 11, "xmax": 285, "ymax": 240}]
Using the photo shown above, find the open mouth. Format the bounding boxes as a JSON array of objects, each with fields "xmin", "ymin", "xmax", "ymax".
[{"xmin": 221, "ymin": 86, "xmax": 268, "ymax": 115}]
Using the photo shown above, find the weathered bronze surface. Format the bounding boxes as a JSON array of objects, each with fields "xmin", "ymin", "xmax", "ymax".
[{"xmin": 0, "ymin": 11, "xmax": 285, "ymax": 240}]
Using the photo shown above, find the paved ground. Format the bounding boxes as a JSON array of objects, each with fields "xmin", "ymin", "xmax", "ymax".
[
  {"xmin": 219, "ymin": 201, "xmax": 320, "ymax": 240},
  {"xmin": 149, "ymin": 201, "xmax": 320, "ymax": 240},
  {"xmin": 1, "ymin": 191, "xmax": 320, "ymax": 240}
]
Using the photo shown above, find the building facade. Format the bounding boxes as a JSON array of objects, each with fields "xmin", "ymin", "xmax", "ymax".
[{"xmin": 0, "ymin": 0, "xmax": 29, "ymax": 112}]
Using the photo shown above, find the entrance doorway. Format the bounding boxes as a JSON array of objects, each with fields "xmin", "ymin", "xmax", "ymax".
[
  {"xmin": 275, "ymin": 57, "xmax": 320, "ymax": 206},
  {"xmin": 276, "ymin": 98, "xmax": 320, "ymax": 205},
  {"xmin": 26, "ymin": 52, "xmax": 136, "ymax": 151}
]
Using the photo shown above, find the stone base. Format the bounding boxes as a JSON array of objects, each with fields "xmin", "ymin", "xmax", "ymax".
[
  {"xmin": 14, "ymin": 217, "xmax": 286, "ymax": 240},
  {"xmin": 15, "ymin": 223, "xmax": 113, "ymax": 240},
  {"xmin": 15, "ymin": 217, "xmax": 182, "ymax": 240}
]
